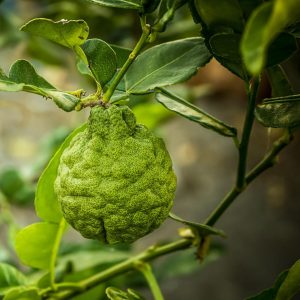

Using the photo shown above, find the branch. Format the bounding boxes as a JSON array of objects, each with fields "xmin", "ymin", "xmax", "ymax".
[
  {"xmin": 205, "ymin": 129, "xmax": 293, "ymax": 226},
  {"xmin": 236, "ymin": 77, "xmax": 260, "ymax": 189},
  {"xmin": 48, "ymin": 239, "xmax": 192, "ymax": 299},
  {"xmin": 102, "ymin": 18, "xmax": 151, "ymax": 103}
]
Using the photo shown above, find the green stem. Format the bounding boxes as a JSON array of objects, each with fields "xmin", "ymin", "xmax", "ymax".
[
  {"xmin": 103, "ymin": 23, "xmax": 151, "ymax": 103},
  {"xmin": 49, "ymin": 219, "xmax": 67, "ymax": 290},
  {"xmin": 205, "ymin": 187, "xmax": 241, "ymax": 226},
  {"xmin": 245, "ymin": 129, "xmax": 293, "ymax": 184},
  {"xmin": 50, "ymin": 239, "xmax": 191, "ymax": 299},
  {"xmin": 236, "ymin": 77, "xmax": 260, "ymax": 189},
  {"xmin": 135, "ymin": 262, "xmax": 164, "ymax": 300},
  {"xmin": 205, "ymin": 129, "xmax": 292, "ymax": 226}
]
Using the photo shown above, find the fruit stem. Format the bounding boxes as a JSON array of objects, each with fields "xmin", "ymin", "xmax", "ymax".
[{"xmin": 49, "ymin": 219, "xmax": 67, "ymax": 290}]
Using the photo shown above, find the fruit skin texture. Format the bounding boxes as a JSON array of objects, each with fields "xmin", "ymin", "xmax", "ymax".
[{"xmin": 54, "ymin": 105, "xmax": 176, "ymax": 244}]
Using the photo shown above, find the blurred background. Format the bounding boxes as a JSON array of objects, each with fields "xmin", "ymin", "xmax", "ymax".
[{"xmin": 0, "ymin": 1, "xmax": 300, "ymax": 299}]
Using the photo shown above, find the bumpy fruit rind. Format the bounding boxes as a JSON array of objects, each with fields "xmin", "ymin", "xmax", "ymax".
[{"xmin": 54, "ymin": 105, "xmax": 176, "ymax": 244}]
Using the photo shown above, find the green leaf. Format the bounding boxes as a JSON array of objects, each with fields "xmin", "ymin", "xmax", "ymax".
[
  {"xmin": 239, "ymin": 0, "xmax": 263, "ymax": 19},
  {"xmin": 81, "ymin": 39, "xmax": 117, "ymax": 87},
  {"xmin": 276, "ymin": 259, "xmax": 300, "ymax": 300},
  {"xmin": 241, "ymin": 0, "xmax": 300, "ymax": 75},
  {"xmin": 155, "ymin": 89, "xmax": 237, "ymax": 137},
  {"xmin": 246, "ymin": 271, "xmax": 288, "ymax": 300},
  {"xmin": 255, "ymin": 94, "xmax": 300, "ymax": 128},
  {"xmin": 110, "ymin": 45, "xmax": 131, "ymax": 68},
  {"xmin": 169, "ymin": 213, "xmax": 226, "ymax": 237},
  {"xmin": 35, "ymin": 123, "xmax": 87, "ymax": 223},
  {"xmin": 0, "ymin": 263, "xmax": 27, "ymax": 293},
  {"xmin": 85, "ymin": 0, "xmax": 142, "ymax": 10},
  {"xmin": 209, "ymin": 33, "xmax": 247, "ymax": 79},
  {"xmin": 125, "ymin": 38, "xmax": 212, "ymax": 94},
  {"xmin": 0, "ymin": 60, "xmax": 80, "ymax": 112},
  {"xmin": 3, "ymin": 286, "xmax": 41, "ymax": 300},
  {"xmin": 15, "ymin": 222, "xmax": 60, "ymax": 269},
  {"xmin": 20, "ymin": 18, "xmax": 89, "ymax": 48},
  {"xmin": 267, "ymin": 65, "xmax": 294, "ymax": 97},
  {"xmin": 209, "ymin": 32, "xmax": 296, "ymax": 80},
  {"xmin": 9, "ymin": 60, "xmax": 54, "ymax": 89},
  {"xmin": 266, "ymin": 33, "xmax": 297, "ymax": 68},
  {"xmin": 194, "ymin": 0, "xmax": 244, "ymax": 33}
]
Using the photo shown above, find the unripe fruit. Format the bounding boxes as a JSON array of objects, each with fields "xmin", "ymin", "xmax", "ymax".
[{"xmin": 54, "ymin": 105, "xmax": 176, "ymax": 244}]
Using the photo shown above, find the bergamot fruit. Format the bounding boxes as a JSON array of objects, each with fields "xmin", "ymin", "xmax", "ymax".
[{"xmin": 54, "ymin": 104, "xmax": 176, "ymax": 244}]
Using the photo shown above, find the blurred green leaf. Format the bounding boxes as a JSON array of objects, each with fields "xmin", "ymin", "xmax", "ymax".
[
  {"xmin": 106, "ymin": 287, "xmax": 145, "ymax": 300},
  {"xmin": 246, "ymin": 271, "xmax": 288, "ymax": 300},
  {"xmin": 85, "ymin": 0, "xmax": 142, "ymax": 9},
  {"xmin": 81, "ymin": 39, "xmax": 117, "ymax": 87},
  {"xmin": 58, "ymin": 249, "xmax": 130, "ymax": 273},
  {"xmin": 13, "ymin": 185, "xmax": 35, "ymax": 206},
  {"xmin": 72, "ymin": 285, "xmax": 106, "ymax": 300},
  {"xmin": 125, "ymin": 38, "xmax": 211, "ymax": 94},
  {"xmin": 156, "ymin": 89, "xmax": 237, "ymax": 137},
  {"xmin": 155, "ymin": 243, "xmax": 224, "ymax": 280},
  {"xmin": 20, "ymin": 18, "xmax": 89, "ymax": 48},
  {"xmin": 0, "ymin": 263, "xmax": 27, "ymax": 294},
  {"xmin": 106, "ymin": 287, "xmax": 129, "ymax": 299},
  {"xmin": 276, "ymin": 259, "xmax": 300, "ymax": 300},
  {"xmin": 241, "ymin": 0, "xmax": 300, "ymax": 75},
  {"xmin": 267, "ymin": 65, "xmax": 294, "ymax": 97},
  {"xmin": 127, "ymin": 289, "xmax": 146, "ymax": 300},
  {"xmin": 255, "ymin": 94, "xmax": 300, "ymax": 128},
  {"xmin": 35, "ymin": 123, "xmax": 87, "ymax": 223},
  {"xmin": 0, "ymin": 169, "xmax": 25, "ymax": 199},
  {"xmin": 3, "ymin": 287, "xmax": 41, "ymax": 300},
  {"xmin": 194, "ymin": 0, "xmax": 244, "ymax": 33},
  {"xmin": 132, "ymin": 101, "xmax": 172, "ymax": 129},
  {"xmin": 15, "ymin": 222, "xmax": 63, "ymax": 270}
]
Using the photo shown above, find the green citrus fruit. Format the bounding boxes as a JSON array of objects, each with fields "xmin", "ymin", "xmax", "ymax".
[{"xmin": 54, "ymin": 105, "xmax": 176, "ymax": 244}]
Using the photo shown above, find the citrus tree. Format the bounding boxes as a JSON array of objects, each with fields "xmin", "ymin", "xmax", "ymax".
[{"xmin": 0, "ymin": 0, "xmax": 300, "ymax": 299}]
